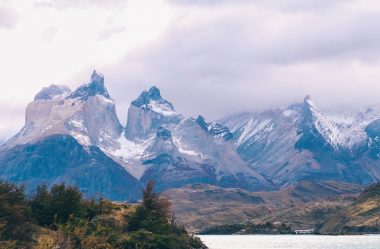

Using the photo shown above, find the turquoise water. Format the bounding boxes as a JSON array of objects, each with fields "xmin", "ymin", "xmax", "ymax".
[{"xmin": 198, "ymin": 235, "xmax": 380, "ymax": 249}]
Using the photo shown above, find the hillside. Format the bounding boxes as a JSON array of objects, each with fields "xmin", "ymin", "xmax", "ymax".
[
  {"xmin": 320, "ymin": 182, "xmax": 380, "ymax": 234},
  {"xmin": 167, "ymin": 182, "xmax": 380, "ymax": 234},
  {"xmin": 164, "ymin": 181, "xmax": 361, "ymax": 233}
]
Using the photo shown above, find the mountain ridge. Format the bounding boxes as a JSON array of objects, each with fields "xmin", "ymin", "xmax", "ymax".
[
  {"xmin": 221, "ymin": 96, "xmax": 380, "ymax": 187},
  {"xmin": 1, "ymin": 71, "xmax": 380, "ymax": 201}
]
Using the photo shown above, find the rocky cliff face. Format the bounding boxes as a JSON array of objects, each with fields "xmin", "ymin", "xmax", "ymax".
[
  {"xmin": 196, "ymin": 115, "xmax": 232, "ymax": 141},
  {"xmin": 0, "ymin": 71, "xmax": 133, "ymax": 200},
  {"xmin": 125, "ymin": 86, "xmax": 183, "ymax": 140},
  {"xmin": 5, "ymin": 71, "xmax": 122, "ymax": 151}
]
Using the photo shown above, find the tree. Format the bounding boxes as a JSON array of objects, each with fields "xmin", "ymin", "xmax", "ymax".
[
  {"xmin": 0, "ymin": 181, "xmax": 35, "ymax": 244},
  {"xmin": 128, "ymin": 181, "xmax": 171, "ymax": 233},
  {"xmin": 125, "ymin": 181, "xmax": 207, "ymax": 249},
  {"xmin": 142, "ymin": 181, "xmax": 171, "ymax": 219},
  {"xmin": 50, "ymin": 184, "xmax": 85, "ymax": 224},
  {"xmin": 30, "ymin": 185, "xmax": 53, "ymax": 227},
  {"xmin": 30, "ymin": 183, "xmax": 86, "ymax": 227}
]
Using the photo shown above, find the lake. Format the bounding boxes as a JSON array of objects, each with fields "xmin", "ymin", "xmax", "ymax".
[{"xmin": 198, "ymin": 235, "xmax": 380, "ymax": 249}]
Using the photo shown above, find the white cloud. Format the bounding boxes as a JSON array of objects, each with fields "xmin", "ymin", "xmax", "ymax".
[
  {"xmin": 1, "ymin": 0, "xmax": 380, "ymax": 139},
  {"xmin": 0, "ymin": 1, "xmax": 18, "ymax": 29},
  {"xmin": 102, "ymin": 0, "xmax": 380, "ymax": 122}
]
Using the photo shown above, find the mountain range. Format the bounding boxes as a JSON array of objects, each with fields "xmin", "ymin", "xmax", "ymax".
[{"xmin": 1, "ymin": 70, "xmax": 380, "ymax": 201}]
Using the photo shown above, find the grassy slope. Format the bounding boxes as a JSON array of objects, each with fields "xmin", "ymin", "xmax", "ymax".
[{"xmin": 320, "ymin": 183, "xmax": 380, "ymax": 234}]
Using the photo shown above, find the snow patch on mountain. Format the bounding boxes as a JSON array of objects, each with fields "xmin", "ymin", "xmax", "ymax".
[
  {"xmin": 301, "ymin": 95, "xmax": 341, "ymax": 149},
  {"xmin": 146, "ymin": 100, "xmax": 178, "ymax": 116},
  {"xmin": 101, "ymin": 133, "xmax": 151, "ymax": 179},
  {"xmin": 173, "ymin": 137, "xmax": 202, "ymax": 157},
  {"xmin": 324, "ymin": 107, "xmax": 380, "ymax": 156},
  {"xmin": 283, "ymin": 109, "xmax": 296, "ymax": 117}
]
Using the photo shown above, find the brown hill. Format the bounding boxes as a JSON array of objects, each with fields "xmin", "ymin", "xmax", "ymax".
[
  {"xmin": 320, "ymin": 182, "xmax": 380, "ymax": 234},
  {"xmin": 164, "ymin": 181, "xmax": 361, "ymax": 233}
]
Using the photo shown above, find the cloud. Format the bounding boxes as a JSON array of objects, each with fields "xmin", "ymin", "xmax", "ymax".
[
  {"xmin": 170, "ymin": 0, "xmax": 349, "ymax": 12},
  {"xmin": 99, "ymin": 0, "xmax": 380, "ymax": 122},
  {"xmin": 41, "ymin": 26, "xmax": 59, "ymax": 42},
  {"xmin": 34, "ymin": 0, "xmax": 128, "ymax": 10},
  {"xmin": 0, "ymin": 5, "xmax": 18, "ymax": 29},
  {"xmin": 97, "ymin": 25, "xmax": 126, "ymax": 40},
  {"xmin": 0, "ymin": 100, "xmax": 25, "ymax": 140},
  {"xmin": 2, "ymin": 0, "xmax": 380, "ymax": 139}
]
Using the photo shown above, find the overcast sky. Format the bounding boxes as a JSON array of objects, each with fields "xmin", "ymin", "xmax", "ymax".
[{"xmin": 1, "ymin": 0, "xmax": 380, "ymax": 140}]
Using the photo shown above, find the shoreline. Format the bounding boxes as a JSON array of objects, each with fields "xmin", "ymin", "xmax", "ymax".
[{"xmin": 197, "ymin": 233, "xmax": 380, "ymax": 236}]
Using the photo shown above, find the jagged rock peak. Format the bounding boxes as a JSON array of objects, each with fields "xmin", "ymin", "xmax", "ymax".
[
  {"xmin": 303, "ymin": 95, "xmax": 318, "ymax": 109},
  {"xmin": 301, "ymin": 95, "xmax": 323, "ymax": 120},
  {"xmin": 125, "ymin": 86, "xmax": 182, "ymax": 140},
  {"xmin": 302, "ymin": 95, "xmax": 328, "ymax": 122},
  {"xmin": 156, "ymin": 127, "xmax": 172, "ymax": 140},
  {"xmin": 132, "ymin": 87, "xmax": 155, "ymax": 104},
  {"xmin": 146, "ymin": 86, "xmax": 162, "ymax": 100},
  {"xmin": 300, "ymin": 95, "xmax": 324, "ymax": 122},
  {"xmin": 132, "ymin": 86, "xmax": 171, "ymax": 107},
  {"xmin": 195, "ymin": 115, "xmax": 209, "ymax": 131},
  {"xmin": 34, "ymin": 84, "xmax": 71, "ymax": 101},
  {"xmin": 304, "ymin": 95, "xmax": 312, "ymax": 102},
  {"xmin": 297, "ymin": 94, "xmax": 339, "ymax": 150},
  {"xmin": 195, "ymin": 115, "xmax": 233, "ymax": 140},
  {"xmin": 130, "ymin": 86, "xmax": 178, "ymax": 117},
  {"xmin": 91, "ymin": 70, "xmax": 104, "ymax": 81},
  {"xmin": 67, "ymin": 70, "xmax": 111, "ymax": 101}
]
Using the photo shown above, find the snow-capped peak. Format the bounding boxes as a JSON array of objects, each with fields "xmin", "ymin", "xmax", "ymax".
[
  {"xmin": 297, "ymin": 95, "xmax": 340, "ymax": 149},
  {"xmin": 67, "ymin": 70, "xmax": 111, "ymax": 101},
  {"xmin": 304, "ymin": 95, "xmax": 312, "ymax": 102},
  {"xmin": 303, "ymin": 95, "xmax": 318, "ymax": 111},
  {"xmin": 131, "ymin": 86, "xmax": 178, "ymax": 116},
  {"xmin": 34, "ymin": 84, "xmax": 71, "ymax": 101},
  {"xmin": 132, "ymin": 86, "xmax": 163, "ymax": 106},
  {"xmin": 125, "ymin": 86, "xmax": 183, "ymax": 140},
  {"xmin": 5, "ymin": 71, "xmax": 122, "ymax": 151}
]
